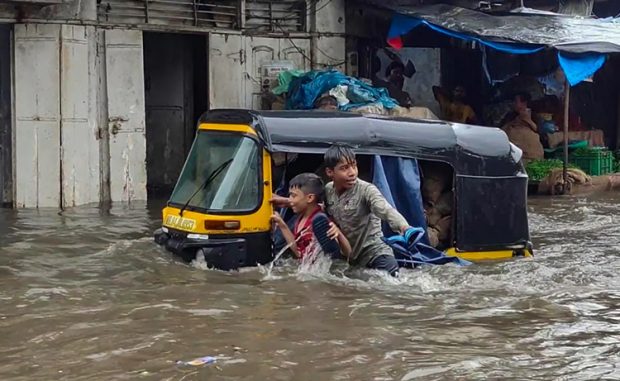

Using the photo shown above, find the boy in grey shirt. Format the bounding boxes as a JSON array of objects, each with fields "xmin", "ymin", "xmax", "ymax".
[{"xmin": 324, "ymin": 145, "xmax": 410, "ymax": 276}]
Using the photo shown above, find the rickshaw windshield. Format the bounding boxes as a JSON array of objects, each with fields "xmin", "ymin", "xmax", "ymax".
[{"xmin": 168, "ymin": 130, "xmax": 261, "ymax": 213}]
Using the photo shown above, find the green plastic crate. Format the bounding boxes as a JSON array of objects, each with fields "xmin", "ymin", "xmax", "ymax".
[{"xmin": 570, "ymin": 148, "xmax": 614, "ymax": 176}]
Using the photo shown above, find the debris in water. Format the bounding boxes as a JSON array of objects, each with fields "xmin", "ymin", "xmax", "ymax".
[
  {"xmin": 232, "ymin": 345, "xmax": 247, "ymax": 353},
  {"xmin": 176, "ymin": 356, "xmax": 217, "ymax": 367}
]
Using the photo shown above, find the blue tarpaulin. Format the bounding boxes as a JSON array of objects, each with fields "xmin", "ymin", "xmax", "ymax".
[
  {"xmin": 285, "ymin": 70, "xmax": 399, "ymax": 110},
  {"xmin": 386, "ymin": 6, "xmax": 616, "ymax": 86},
  {"xmin": 558, "ymin": 52, "xmax": 607, "ymax": 86},
  {"xmin": 372, "ymin": 155, "xmax": 427, "ymax": 241},
  {"xmin": 387, "ymin": 13, "xmax": 543, "ymax": 55}
]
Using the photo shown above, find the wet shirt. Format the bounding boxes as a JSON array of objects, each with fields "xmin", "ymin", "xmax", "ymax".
[
  {"xmin": 292, "ymin": 208, "xmax": 322, "ymax": 259},
  {"xmin": 325, "ymin": 179, "xmax": 408, "ymax": 266}
]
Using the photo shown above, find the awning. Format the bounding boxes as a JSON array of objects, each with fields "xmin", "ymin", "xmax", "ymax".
[{"xmin": 386, "ymin": 4, "xmax": 619, "ymax": 85}]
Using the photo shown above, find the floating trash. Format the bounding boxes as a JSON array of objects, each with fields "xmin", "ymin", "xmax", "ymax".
[{"xmin": 176, "ymin": 356, "xmax": 217, "ymax": 367}]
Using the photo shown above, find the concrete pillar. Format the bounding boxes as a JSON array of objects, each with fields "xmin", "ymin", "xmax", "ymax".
[
  {"xmin": 0, "ymin": 25, "xmax": 11, "ymax": 207},
  {"xmin": 311, "ymin": 0, "xmax": 346, "ymax": 71}
]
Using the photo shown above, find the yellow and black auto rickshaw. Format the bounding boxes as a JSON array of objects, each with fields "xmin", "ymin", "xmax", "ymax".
[{"xmin": 154, "ymin": 109, "xmax": 533, "ymax": 270}]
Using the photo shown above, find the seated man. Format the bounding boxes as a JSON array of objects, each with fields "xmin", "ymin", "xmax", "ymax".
[
  {"xmin": 501, "ymin": 92, "xmax": 544, "ymax": 163},
  {"xmin": 433, "ymin": 85, "xmax": 477, "ymax": 124},
  {"xmin": 272, "ymin": 173, "xmax": 350, "ymax": 259},
  {"xmin": 374, "ymin": 61, "xmax": 413, "ymax": 108}
]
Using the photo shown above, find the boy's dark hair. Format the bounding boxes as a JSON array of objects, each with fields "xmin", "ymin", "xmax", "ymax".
[
  {"xmin": 324, "ymin": 144, "xmax": 356, "ymax": 169},
  {"xmin": 315, "ymin": 95, "xmax": 338, "ymax": 109},
  {"xmin": 289, "ymin": 173, "xmax": 324, "ymax": 202}
]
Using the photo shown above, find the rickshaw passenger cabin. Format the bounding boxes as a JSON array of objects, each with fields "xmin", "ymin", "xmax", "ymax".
[{"xmin": 155, "ymin": 109, "xmax": 532, "ymax": 270}]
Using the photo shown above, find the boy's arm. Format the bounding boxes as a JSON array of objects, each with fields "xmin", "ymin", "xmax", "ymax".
[
  {"xmin": 327, "ymin": 222, "xmax": 352, "ymax": 259},
  {"xmin": 364, "ymin": 184, "xmax": 410, "ymax": 234},
  {"xmin": 272, "ymin": 213, "xmax": 300, "ymax": 257},
  {"xmin": 337, "ymin": 230, "xmax": 352, "ymax": 258}
]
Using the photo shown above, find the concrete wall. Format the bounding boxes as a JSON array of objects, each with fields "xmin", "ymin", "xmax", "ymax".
[
  {"xmin": 0, "ymin": 25, "xmax": 11, "ymax": 207},
  {"xmin": 208, "ymin": 34, "xmax": 313, "ymax": 109},
  {"xmin": 312, "ymin": 0, "xmax": 346, "ymax": 71},
  {"xmin": 60, "ymin": 25, "xmax": 100, "ymax": 208},
  {"xmin": 14, "ymin": 24, "xmax": 61, "ymax": 208},
  {"xmin": 0, "ymin": 0, "xmax": 96, "ymax": 22},
  {"xmin": 13, "ymin": 24, "xmax": 102, "ymax": 208},
  {"xmin": 104, "ymin": 29, "xmax": 147, "ymax": 204},
  {"xmin": 375, "ymin": 48, "xmax": 442, "ymax": 115},
  {"xmin": 12, "ymin": 24, "xmax": 146, "ymax": 208},
  {"xmin": 6, "ymin": 0, "xmax": 348, "ymax": 208}
]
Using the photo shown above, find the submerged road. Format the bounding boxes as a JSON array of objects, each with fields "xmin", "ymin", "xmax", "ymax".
[{"xmin": 0, "ymin": 194, "xmax": 619, "ymax": 380}]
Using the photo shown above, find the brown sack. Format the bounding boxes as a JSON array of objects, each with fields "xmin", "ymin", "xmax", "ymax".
[
  {"xmin": 435, "ymin": 191, "xmax": 454, "ymax": 216},
  {"xmin": 436, "ymin": 216, "xmax": 452, "ymax": 242},
  {"xmin": 427, "ymin": 207, "xmax": 443, "ymax": 227},
  {"xmin": 427, "ymin": 227, "xmax": 440, "ymax": 248}
]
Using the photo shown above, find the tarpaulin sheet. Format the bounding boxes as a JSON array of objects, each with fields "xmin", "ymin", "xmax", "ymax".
[
  {"xmin": 386, "ymin": 4, "xmax": 617, "ymax": 85},
  {"xmin": 558, "ymin": 52, "xmax": 606, "ymax": 86},
  {"xmin": 387, "ymin": 13, "xmax": 543, "ymax": 55},
  {"xmin": 385, "ymin": 4, "xmax": 620, "ymax": 54},
  {"xmin": 372, "ymin": 155, "xmax": 428, "ymax": 243},
  {"xmin": 285, "ymin": 70, "xmax": 399, "ymax": 110}
]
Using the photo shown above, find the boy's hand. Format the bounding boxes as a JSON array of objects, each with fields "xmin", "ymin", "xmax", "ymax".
[
  {"xmin": 271, "ymin": 212, "xmax": 285, "ymax": 227},
  {"xmin": 270, "ymin": 194, "xmax": 290, "ymax": 208},
  {"xmin": 327, "ymin": 222, "xmax": 341, "ymax": 241}
]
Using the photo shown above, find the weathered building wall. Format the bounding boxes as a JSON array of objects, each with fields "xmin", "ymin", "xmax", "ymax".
[
  {"xmin": 0, "ymin": 0, "xmax": 96, "ymax": 22},
  {"xmin": 375, "ymin": 47, "xmax": 442, "ymax": 115},
  {"xmin": 14, "ymin": 24, "xmax": 61, "ymax": 208},
  {"xmin": 60, "ymin": 25, "xmax": 100, "ymax": 208},
  {"xmin": 5, "ymin": 0, "xmax": 347, "ymax": 208},
  {"xmin": 104, "ymin": 29, "xmax": 147, "ymax": 204},
  {"xmin": 13, "ymin": 24, "xmax": 146, "ymax": 208},
  {"xmin": 312, "ymin": 0, "xmax": 346, "ymax": 71},
  {"xmin": 0, "ymin": 25, "xmax": 11, "ymax": 207}
]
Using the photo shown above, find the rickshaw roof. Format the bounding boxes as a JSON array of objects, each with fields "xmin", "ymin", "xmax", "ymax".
[{"xmin": 200, "ymin": 109, "xmax": 523, "ymax": 177}]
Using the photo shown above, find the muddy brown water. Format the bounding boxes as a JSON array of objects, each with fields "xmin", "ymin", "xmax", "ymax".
[{"xmin": 0, "ymin": 194, "xmax": 619, "ymax": 380}]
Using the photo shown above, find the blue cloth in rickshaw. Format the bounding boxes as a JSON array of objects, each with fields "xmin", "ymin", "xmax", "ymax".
[{"xmin": 372, "ymin": 156, "xmax": 470, "ymax": 267}]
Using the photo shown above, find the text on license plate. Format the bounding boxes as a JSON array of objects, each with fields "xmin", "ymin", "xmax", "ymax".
[{"xmin": 165, "ymin": 215, "xmax": 197, "ymax": 230}]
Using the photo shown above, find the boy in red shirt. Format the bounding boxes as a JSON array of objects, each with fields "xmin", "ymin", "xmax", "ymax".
[{"xmin": 272, "ymin": 173, "xmax": 351, "ymax": 259}]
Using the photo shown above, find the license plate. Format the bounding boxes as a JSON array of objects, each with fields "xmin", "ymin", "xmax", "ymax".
[{"xmin": 165, "ymin": 215, "xmax": 197, "ymax": 231}]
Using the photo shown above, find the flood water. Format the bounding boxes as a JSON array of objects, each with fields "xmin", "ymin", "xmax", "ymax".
[{"xmin": 0, "ymin": 194, "xmax": 619, "ymax": 381}]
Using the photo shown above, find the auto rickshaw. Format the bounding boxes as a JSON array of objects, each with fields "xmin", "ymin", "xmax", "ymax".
[{"xmin": 154, "ymin": 109, "xmax": 533, "ymax": 270}]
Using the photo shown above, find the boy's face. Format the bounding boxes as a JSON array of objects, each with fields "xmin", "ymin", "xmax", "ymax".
[
  {"xmin": 326, "ymin": 158, "xmax": 358, "ymax": 191},
  {"xmin": 289, "ymin": 187, "xmax": 316, "ymax": 214}
]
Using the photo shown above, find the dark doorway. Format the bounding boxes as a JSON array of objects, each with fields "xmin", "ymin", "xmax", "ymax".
[
  {"xmin": 0, "ymin": 25, "xmax": 12, "ymax": 207},
  {"xmin": 440, "ymin": 48, "xmax": 485, "ymax": 120},
  {"xmin": 143, "ymin": 32, "xmax": 208, "ymax": 199}
]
